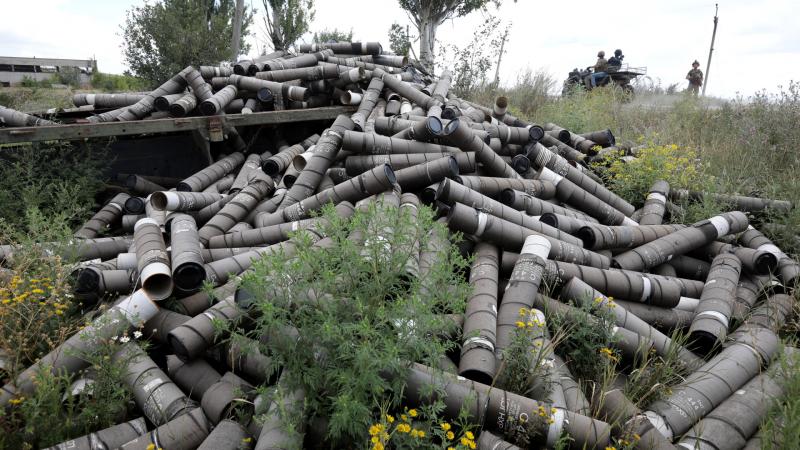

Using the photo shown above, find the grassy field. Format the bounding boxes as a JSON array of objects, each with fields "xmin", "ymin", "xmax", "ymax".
[{"xmin": 1, "ymin": 79, "xmax": 799, "ymax": 448}]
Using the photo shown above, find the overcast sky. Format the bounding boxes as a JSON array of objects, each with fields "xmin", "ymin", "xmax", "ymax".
[{"xmin": 1, "ymin": 0, "xmax": 798, "ymax": 98}]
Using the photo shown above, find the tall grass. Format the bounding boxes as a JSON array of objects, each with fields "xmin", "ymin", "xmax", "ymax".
[{"xmin": 468, "ymin": 80, "xmax": 800, "ymax": 255}]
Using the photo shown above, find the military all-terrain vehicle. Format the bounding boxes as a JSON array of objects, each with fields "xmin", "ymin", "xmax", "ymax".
[{"xmin": 562, "ymin": 64, "xmax": 647, "ymax": 96}]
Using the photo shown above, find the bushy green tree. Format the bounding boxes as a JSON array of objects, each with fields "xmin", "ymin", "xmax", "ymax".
[
  {"xmin": 312, "ymin": 28, "xmax": 353, "ymax": 43},
  {"xmin": 262, "ymin": 0, "xmax": 314, "ymax": 51},
  {"xmin": 387, "ymin": 22, "xmax": 411, "ymax": 56},
  {"xmin": 121, "ymin": 0, "xmax": 253, "ymax": 86},
  {"xmin": 397, "ymin": 0, "xmax": 509, "ymax": 71}
]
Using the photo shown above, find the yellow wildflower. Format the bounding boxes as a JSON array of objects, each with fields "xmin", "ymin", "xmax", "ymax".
[
  {"xmin": 515, "ymin": 321, "xmax": 525, "ymax": 328},
  {"xmin": 417, "ymin": 430, "xmax": 425, "ymax": 438},
  {"xmin": 373, "ymin": 443, "xmax": 384, "ymax": 450},
  {"xmin": 461, "ymin": 437, "xmax": 470, "ymax": 446},
  {"xmin": 31, "ymin": 288, "xmax": 44, "ymax": 294},
  {"xmin": 518, "ymin": 307, "xmax": 528, "ymax": 316},
  {"xmin": 408, "ymin": 408, "xmax": 417, "ymax": 417},
  {"xmin": 410, "ymin": 429, "xmax": 419, "ymax": 438},
  {"xmin": 386, "ymin": 414, "xmax": 394, "ymax": 423},
  {"xmin": 401, "ymin": 414, "xmax": 409, "ymax": 422},
  {"xmin": 9, "ymin": 398, "xmax": 23, "ymax": 405},
  {"xmin": 605, "ymin": 447, "xmax": 617, "ymax": 450},
  {"xmin": 397, "ymin": 423, "xmax": 411, "ymax": 433},
  {"xmin": 465, "ymin": 431, "xmax": 474, "ymax": 440},
  {"xmin": 371, "ymin": 436, "xmax": 379, "ymax": 444},
  {"xmin": 469, "ymin": 441, "xmax": 476, "ymax": 449},
  {"xmin": 369, "ymin": 424, "xmax": 381, "ymax": 436},
  {"xmin": 440, "ymin": 422, "xmax": 451, "ymax": 431},
  {"xmin": 448, "ymin": 448, "xmax": 456, "ymax": 450},
  {"xmin": 633, "ymin": 433, "xmax": 641, "ymax": 441},
  {"xmin": 145, "ymin": 444, "xmax": 155, "ymax": 450},
  {"xmin": 599, "ymin": 347, "xmax": 619, "ymax": 362},
  {"xmin": 242, "ymin": 437, "xmax": 252, "ymax": 443},
  {"xmin": 446, "ymin": 431, "xmax": 455, "ymax": 440}
]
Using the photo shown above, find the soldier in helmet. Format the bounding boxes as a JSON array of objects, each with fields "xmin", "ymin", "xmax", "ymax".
[
  {"xmin": 686, "ymin": 60, "xmax": 703, "ymax": 95},
  {"xmin": 591, "ymin": 50, "xmax": 608, "ymax": 87},
  {"xmin": 607, "ymin": 49, "xmax": 624, "ymax": 72}
]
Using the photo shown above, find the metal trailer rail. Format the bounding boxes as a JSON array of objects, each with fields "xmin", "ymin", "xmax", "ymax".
[{"xmin": 0, "ymin": 106, "xmax": 355, "ymax": 145}]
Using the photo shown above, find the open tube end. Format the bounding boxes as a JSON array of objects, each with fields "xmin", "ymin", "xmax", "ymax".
[{"xmin": 173, "ymin": 263, "xmax": 206, "ymax": 291}]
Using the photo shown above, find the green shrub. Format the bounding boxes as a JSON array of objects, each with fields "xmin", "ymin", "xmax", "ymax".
[
  {"xmin": 0, "ymin": 142, "xmax": 109, "ymax": 236},
  {"xmin": 234, "ymin": 199, "xmax": 470, "ymax": 445},
  {"xmin": 593, "ymin": 143, "xmax": 712, "ymax": 207},
  {"xmin": 90, "ymin": 72, "xmax": 148, "ymax": 92}
]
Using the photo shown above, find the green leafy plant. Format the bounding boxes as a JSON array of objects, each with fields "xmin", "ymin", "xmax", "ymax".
[
  {"xmin": 622, "ymin": 330, "xmax": 692, "ymax": 408},
  {"xmin": 312, "ymin": 28, "xmax": 353, "ymax": 43},
  {"xmin": 494, "ymin": 307, "xmax": 558, "ymax": 403},
  {"xmin": 0, "ymin": 327, "xmax": 138, "ymax": 449},
  {"xmin": 546, "ymin": 298, "xmax": 617, "ymax": 384},
  {"xmin": 90, "ymin": 72, "xmax": 149, "ymax": 92},
  {"xmin": 593, "ymin": 143, "xmax": 712, "ymax": 206},
  {"xmin": 262, "ymin": 0, "xmax": 314, "ymax": 52},
  {"xmin": 367, "ymin": 403, "xmax": 478, "ymax": 450},
  {"xmin": 121, "ymin": 0, "xmax": 254, "ymax": 86},
  {"xmin": 234, "ymin": 199, "xmax": 470, "ymax": 445},
  {"xmin": 387, "ymin": 23, "xmax": 411, "ymax": 57}
]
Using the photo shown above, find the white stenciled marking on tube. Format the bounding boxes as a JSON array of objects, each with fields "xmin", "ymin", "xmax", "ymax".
[
  {"xmin": 640, "ymin": 277, "xmax": 652, "ymax": 301},
  {"xmin": 676, "ymin": 297, "xmax": 699, "ymax": 312},
  {"xmin": 521, "ymin": 234, "xmax": 551, "ymax": 258},
  {"xmin": 622, "ymin": 216, "xmax": 640, "ymax": 226},
  {"xmin": 757, "ymin": 243, "xmax": 786, "ymax": 258},
  {"xmin": 546, "ymin": 408, "xmax": 566, "ymax": 447},
  {"xmin": 538, "ymin": 167, "xmax": 563, "ymax": 186},
  {"xmin": 115, "ymin": 289, "xmax": 159, "ymax": 325},
  {"xmin": 708, "ymin": 215, "xmax": 731, "ymax": 237},
  {"xmin": 463, "ymin": 337, "xmax": 495, "ymax": 351},
  {"xmin": 474, "ymin": 212, "xmax": 488, "ymax": 237},
  {"xmin": 696, "ymin": 310, "xmax": 730, "ymax": 326},
  {"xmin": 643, "ymin": 411, "xmax": 673, "ymax": 440},
  {"xmin": 646, "ymin": 192, "xmax": 667, "ymax": 203}
]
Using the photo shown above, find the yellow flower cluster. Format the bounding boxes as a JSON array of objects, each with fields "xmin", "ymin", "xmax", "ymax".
[
  {"xmin": 536, "ymin": 405, "xmax": 556, "ymax": 425},
  {"xmin": 599, "ymin": 143, "xmax": 708, "ymax": 204},
  {"xmin": 599, "ymin": 347, "xmax": 619, "ymax": 363},
  {"xmin": 460, "ymin": 433, "xmax": 477, "ymax": 449},
  {"xmin": 0, "ymin": 275, "xmax": 65, "ymax": 315}
]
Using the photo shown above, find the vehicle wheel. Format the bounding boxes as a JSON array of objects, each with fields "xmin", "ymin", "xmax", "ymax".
[{"xmin": 622, "ymin": 84, "xmax": 634, "ymax": 101}]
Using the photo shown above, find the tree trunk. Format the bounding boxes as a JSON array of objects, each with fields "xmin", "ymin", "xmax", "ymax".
[
  {"xmin": 270, "ymin": 2, "xmax": 284, "ymax": 51},
  {"xmin": 418, "ymin": 19, "xmax": 437, "ymax": 73},
  {"xmin": 231, "ymin": 0, "xmax": 245, "ymax": 60}
]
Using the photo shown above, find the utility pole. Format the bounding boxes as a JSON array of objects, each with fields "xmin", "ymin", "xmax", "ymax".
[
  {"xmin": 702, "ymin": 3, "xmax": 718, "ymax": 96},
  {"xmin": 231, "ymin": 0, "xmax": 245, "ymax": 61},
  {"xmin": 493, "ymin": 26, "xmax": 510, "ymax": 88}
]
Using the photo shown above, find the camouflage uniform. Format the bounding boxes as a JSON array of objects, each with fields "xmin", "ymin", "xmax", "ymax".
[
  {"xmin": 595, "ymin": 57, "xmax": 609, "ymax": 73},
  {"xmin": 686, "ymin": 67, "xmax": 703, "ymax": 95}
]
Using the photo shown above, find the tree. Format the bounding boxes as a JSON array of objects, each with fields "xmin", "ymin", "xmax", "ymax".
[
  {"xmin": 312, "ymin": 28, "xmax": 353, "ymax": 43},
  {"xmin": 387, "ymin": 23, "xmax": 411, "ymax": 56},
  {"xmin": 262, "ymin": 0, "xmax": 315, "ymax": 51},
  {"xmin": 121, "ymin": 0, "xmax": 253, "ymax": 87},
  {"xmin": 397, "ymin": 0, "xmax": 507, "ymax": 71},
  {"xmin": 440, "ymin": 14, "xmax": 506, "ymax": 97}
]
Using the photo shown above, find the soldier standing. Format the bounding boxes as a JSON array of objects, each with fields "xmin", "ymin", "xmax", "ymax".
[{"xmin": 686, "ymin": 60, "xmax": 703, "ymax": 95}]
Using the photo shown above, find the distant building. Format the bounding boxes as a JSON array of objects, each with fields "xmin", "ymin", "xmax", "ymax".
[{"xmin": 0, "ymin": 56, "xmax": 97, "ymax": 87}]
